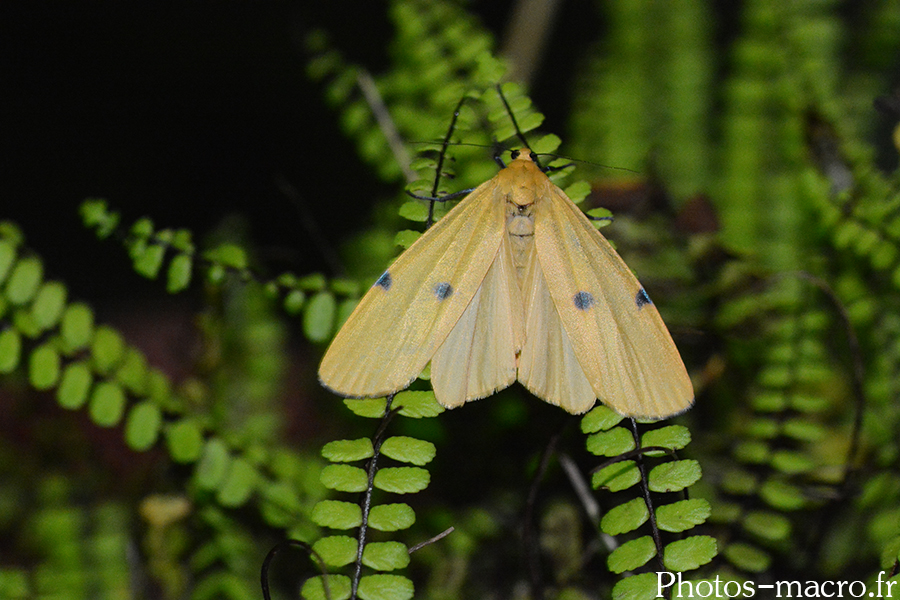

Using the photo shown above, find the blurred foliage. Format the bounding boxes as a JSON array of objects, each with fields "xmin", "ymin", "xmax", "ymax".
[{"xmin": 3, "ymin": 1, "xmax": 900, "ymax": 598}]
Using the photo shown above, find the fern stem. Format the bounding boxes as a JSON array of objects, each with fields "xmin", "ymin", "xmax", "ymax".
[
  {"xmin": 427, "ymin": 94, "xmax": 471, "ymax": 227},
  {"xmin": 350, "ymin": 395, "xmax": 399, "ymax": 600},
  {"xmin": 627, "ymin": 418, "xmax": 667, "ymax": 574}
]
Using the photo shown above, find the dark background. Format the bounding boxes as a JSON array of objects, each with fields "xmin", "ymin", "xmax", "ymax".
[{"xmin": 0, "ymin": 2, "xmax": 603, "ymax": 305}]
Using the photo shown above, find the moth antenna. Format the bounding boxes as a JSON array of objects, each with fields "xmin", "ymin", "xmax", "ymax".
[
  {"xmin": 543, "ymin": 162, "xmax": 575, "ymax": 174},
  {"xmin": 425, "ymin": 94, "xmax": 470, "ymax": 227},
  {"xmin": 494, "ymin": 84, "xmax": 541, "ymax": 169}
]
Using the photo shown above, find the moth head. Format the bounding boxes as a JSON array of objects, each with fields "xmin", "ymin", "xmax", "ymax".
[{"xmin": 510, "ymin": 148, "xmax": 538, "ymax": 163}]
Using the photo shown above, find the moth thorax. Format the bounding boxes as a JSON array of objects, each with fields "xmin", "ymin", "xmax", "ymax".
[
  {"xmin": 506, "ymin": 202, "xmax": 534, "ymax": 237},
  {"xmin": 506, "ymin": 202, "xmax": 535, "ymax": 287}
]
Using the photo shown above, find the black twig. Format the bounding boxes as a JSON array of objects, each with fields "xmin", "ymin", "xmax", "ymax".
[
  {"xmin": 350, "ymin": 395, "xmax": 401, "ymax": 600},
  {"xmin": 261, "ymin": 539, "xmax": 332, "ymax": 600},
  {"xmin": 408, "ymin": 527, "xmax": 455, "ymax": 554},
  {"xmin": 626, "ymin": 418, "xmax": 670, "ymax": 599},
  {"xmin": 422, "ymin": 95, "xmax": 471, "ymax": 227}
]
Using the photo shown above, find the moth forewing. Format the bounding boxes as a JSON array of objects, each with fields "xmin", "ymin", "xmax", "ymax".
[
  {"xmin": 531, "ymin": 183, "xmax": 694, "ymax": 418},
  {"xmin": 318, "ymin": 178, "xmax": 506, "ymax": 399}
]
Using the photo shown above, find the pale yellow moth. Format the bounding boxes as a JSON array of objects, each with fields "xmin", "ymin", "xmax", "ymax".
[{"xmin": 319, "ymin": 149, "xmax": 693, "ymax": 418}]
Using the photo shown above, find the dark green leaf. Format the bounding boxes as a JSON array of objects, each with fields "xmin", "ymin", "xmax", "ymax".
[
  {"xmin": 395, "ymin": 230, "xmax": 420, "ymax": 250},
  {"xmin": 5, "ymin": 257, "xmax": 43, "ymax": 305},
  {"xmin": 394, "ymin": 391, "xmax": 444, "ymax": 418},
  {"xmin": 283, "ymin": 289, "xmax": 305, "ymax": 314},
  {"xmin": 335, "ymin": 298, "xmax": 357, "ymax": 330},
  {"xmin": 91, "ymin": 326, "xmax": 125, "ymax": 375},
  {"xmin": 781, "ymin": 418, "xmax": 825, "ymax": 442},
  {"xmin": 217, "ymin": 457, "xmax": 259, "ymax": 507},
  {"xmin": 648, "ymin": 460, "xmax": 701, "ymax": 493},
  {"xmin": 330, "ymin": 278, "xmax": 360, "ymax": 296},
  {"xmin": 745, "ymin": 417, "xmax": 779, "ymax": 439},
  {"xmin": 12, "ymin": 309, "xmax": 38, "ymax": 338},
  {"xmin": 770, "ymin": 450, "xmax": 815, "ymax": 474},
  {"xmin": 321, "ymin": 464, "xmax": 369, "ymax": 492},
  {"xmin": 311, "ymin": 500, "xmax": 363, "ymax": 529},
  {"xmin": 298, "ymin": 273, "xmax": 327, "ymax": 291},
  {"xmin": 357, "ymin": 574, "xmax": 414, "ymax": 600},
  {"xmin": 600, "ymin": 497, "xmax": 648, "ymax": 536},
  {"xmin": 303, "ymin": 291, "xmax": 336, "ymax": 343},
  {"xmin": 60, "ymin": 303, "xmax": 94, "ymax": 352},
  {"xmin": 565, "ymin": 181, "xmax": 592, "ymax": 203},
  {"xmin": 259, "ymin": 481, "xmax": 304, "ymax": 527},
  {"xmin": 301, "ymin": 575, "xmax": 351, "ymax": 600},
  {"xmin": 592, "ymin": 460, "xmax": 640, "ymax": 492},
  {"xmin": 79, "ymin": 199, "xmax": 120, "ymax": 238},
  {"xmin": 369, "ymin": 503, "xmax": 416, "ymax": 532},
  {"xmin": 399, "ymin": 201, "xmax": 428, "ymax": 222},
  {"xmin": 166, "ymin": 253, "xmax": 193, "ymax": 293},
  {"xmin": 30, "ymin": 282, "xmax": 66, "ymax": 331},
  {"xmin": 607, "ymin": 535, "xmax": 656, "ymax": 574},
  {"xmin": 581, "ymin": 405, "xmax": 624, "ymax": 434},
  {"xmin": 115, "ymin": 348, "xmax": 148, "ymax": 395},
  {"xmin": 206, "ymin": 263, "xmax": 226, "ymax": 284},
  {"xmin": 29, "ymin": 343, "xmax": 60, "ymax": 390},
  {"xmin": 57, "ymin": 362, "xmax": 92, "ymax": 410},
  {"xmin": 170, "ymin": 229, "xmax": 194, "ymax": 252},
  {"xmin": 656, "ymin": 499, "xmax": 711, "ymax": 533},
  {"xmin": 586, "ymin": 428, "xmax": 635, "ymax": 457},
  {"xmin": 720, "ymin": 468, "xmax": 757, "ymax": 495},
  {"xmin": 344, "ymin": 398, "xmax": 389, "ymax": 418},
  {"xmin": 195, "ymin": 438, "xmax": 231, "ymax": 489},
  {"xmin": 611, "ymin": 572, "xmax": 659, "ymax": 600},
  {"xmin": 0, "ymin": 239, "xmax": 17, "ymax": 286},
  {"xmin": 0, "ymin": 222, "xmax": 24, "ymax": 245},
  {"xmin": 0, "ymin": 568, "xmax": 29, "ymax": 598},
  {"xmin": 89, "ymin": 381, "xmax": 126, "ymax": 427},
  {"xmin": 130, "ymin": 217, "xmax": 154, "ymax": 238},
  {"xmin": 733, "ymin": 440, "xmax": 769, "ymax": 464},
  {"xmin": 532, "ymin": 133, "xmax": 561, "ymax": 154},
  {"xmin": 663, "ymin": 536, "xmax": 717, "ymax": 571},
  {"xmin": 133, "ymin": 243, "xmax": 165, "ymax": 278},
  {"xmin": 380, "ymin": 436, "xmax": 436, "ymax": 465},
  {"xmin": 0, "ymin": 328, "xmax": 21, "ymax": 373},
  {"xmin": 722, "ymin": 542, "xmax": 771, "ymax": 573},
  {"xmin": 146, "ymin": 368, "xmax": 173, "ymax": 406},
  {"xmin": 312, "ymin": 535, "xmax": 357, "ymax": 567},
  {"xmin": 362, "ymin": 541, "xmax": 410, "ymax": 571},
  {"xmin": 373, "ymin": 467, "xmax": 430, "ymax": 494},
  {"xmin": 124, "ymin": 401, "xmax": 162, "ymax": 451},
  {"xmin": 322, "ymin": 438, "xmax": 374, "ymax": 462},
  {"xmin": 742, "ymin": 510, "xmax": 790, "ymax": 541},
  {"xmin": 759, "ymin": 479, "xmax": 806, "ymax": 511},
  {"xmin": 166, "ymin": 419, "xmax": 204, "ymax": 463},
  {"xmin": 641, "ymin": 425, "xmax": 691, "ymax": 454},
  {"xmin": 203, "ymin": 243, "xmax": 248, "ymax": 270}
]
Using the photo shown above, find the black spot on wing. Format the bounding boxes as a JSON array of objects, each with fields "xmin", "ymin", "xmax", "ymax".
[
  {"xmin": 635, "ymin": 288, "xmax": 652, "ymax": 309},
  {"xmin": 573, "ymin": 291, "xmax": 594, "ymax": 310},
  {"xmin": 433, "ymin": 282, "xmax": 453, "ymax": 301},
  {"xmin": 375, "ymin": 271, "xmax": 392, "ymax": 291}
]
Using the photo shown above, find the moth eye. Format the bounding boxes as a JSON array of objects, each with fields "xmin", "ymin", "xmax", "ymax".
[
  {"xmin": 510, "ymin": 149, "xmax": 521, "ymax": 160},
  {"xmin": 573, "ymin": 291, "xmax": 594, "ymax": 311},
  {"xmin": 433, "ymin": 282, "xmax": 454, "ymax": 301},
  {"xmin": 375, "ymin": 271, "xmax": 393, "ymax": 291},
  {"xmin": 635, "ymin": 288, "xmax": 652, "ymax": 309},
  {"xmin": 529, "ymin": 151, "xmax": 538, "ymax": 162}
]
